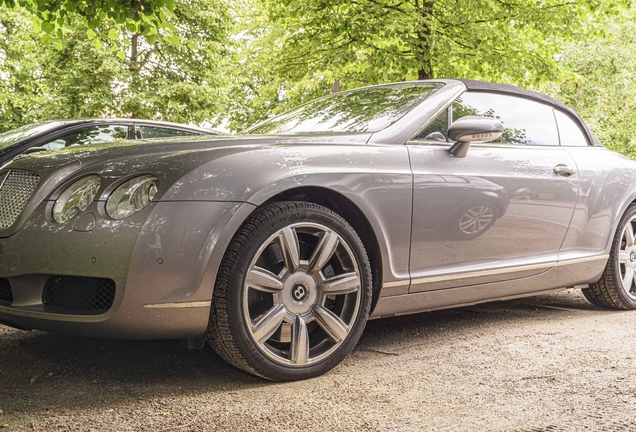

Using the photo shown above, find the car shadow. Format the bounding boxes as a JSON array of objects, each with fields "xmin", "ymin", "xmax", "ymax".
[{"xmin": 0, "ymin": 290, "xmax": 617, "ymax": 415}]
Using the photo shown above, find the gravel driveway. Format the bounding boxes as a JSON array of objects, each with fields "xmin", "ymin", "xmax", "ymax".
[{"xmin": 1, "ymin": 288, "xmax": 635, "ymax": 431}]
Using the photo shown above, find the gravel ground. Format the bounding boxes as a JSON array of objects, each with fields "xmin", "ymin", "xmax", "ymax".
[{"xmin": 1, "ymin": 288, "xmax": 636, "ymax": 431}]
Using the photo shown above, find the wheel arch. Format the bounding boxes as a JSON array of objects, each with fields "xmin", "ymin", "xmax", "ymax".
[
  {"xmin": 605, "ymin": 191, "xmax": 636, "ymax": 256},
  {"xmin": 259, "ymin": 186, "xmax": 384, "ymax": 314}
]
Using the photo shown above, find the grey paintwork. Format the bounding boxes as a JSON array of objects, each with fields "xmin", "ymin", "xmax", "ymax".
[{"xmin": 0, "ymin": 79, "xmax": 635, "ymax": 339}]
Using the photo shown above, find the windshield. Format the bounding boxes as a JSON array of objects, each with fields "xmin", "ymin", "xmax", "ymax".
[
  {"xmin": 246, "ymin": 83, "xmax": 443, "ymax": 134},
  {"xmin": 0, "ymin": 122, "xmax": 62, "ymax": 149}
]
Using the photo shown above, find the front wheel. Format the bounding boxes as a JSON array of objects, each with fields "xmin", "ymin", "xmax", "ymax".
[
  {"xmin": 583, "ymin": 204, "xmax": 636, "ymax": 309},
  {"xmin": 207, "ymin": 201, "xmax": 372, "ymax": 380}
]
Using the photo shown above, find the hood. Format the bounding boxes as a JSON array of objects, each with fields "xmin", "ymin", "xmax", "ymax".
[
  {"xmin": 6, "ymin": 132, "xmax": 371, "ymax": 174},
  {"xmin": 0, "ymin": 132, "xmax": 372, "ymax": 222}
]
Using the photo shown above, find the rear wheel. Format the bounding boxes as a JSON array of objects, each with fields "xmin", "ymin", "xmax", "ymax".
[
  {"xmin": 207, "ymin": 201, "xmax": 372, "ymax": 380},
  {"xmin": 583, "ymin": 204, "xmax": 636, "ymax": 309}
]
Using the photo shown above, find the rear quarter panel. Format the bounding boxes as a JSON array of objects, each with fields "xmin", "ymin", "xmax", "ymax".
[{"xmin": 560, "ymin": 147, "xmax": 636, "ymax": 261}]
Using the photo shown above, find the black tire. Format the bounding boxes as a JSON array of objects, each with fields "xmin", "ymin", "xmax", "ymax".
[
  {"xmin": 206, "ymin": 201, "xmax": 372, "ymax": 381},
  {"xmin": 582, "ymin": 204, "xmax": 636, "ymax": 309}
]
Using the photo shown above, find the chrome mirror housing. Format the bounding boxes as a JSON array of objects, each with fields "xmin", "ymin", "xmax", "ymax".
[{"xmin": 448, "ymin": 116, "xmax": 504, "ymax": 158}]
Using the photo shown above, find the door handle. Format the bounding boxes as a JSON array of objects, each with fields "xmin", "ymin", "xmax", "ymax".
[{"xmin": 553, "ymin": 164, "xmax": 576, "ymax": 177}]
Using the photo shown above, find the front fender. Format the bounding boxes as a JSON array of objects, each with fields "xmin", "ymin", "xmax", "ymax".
[{"xmin": 160, "ymin": 143, "xmax": 414, "ymax": 288}]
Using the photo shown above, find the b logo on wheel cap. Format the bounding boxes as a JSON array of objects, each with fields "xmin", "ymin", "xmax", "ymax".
[{"xmin": 292, "ymin": 283, "xmax": 308, "ymax": 302}]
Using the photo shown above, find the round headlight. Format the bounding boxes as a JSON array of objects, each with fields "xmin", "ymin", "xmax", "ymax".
[
  {"xmin": 53, "ymin": 175, "xmax": 101, "ymax": 223},
  {"xmin": 106, "ymin": 175, "xmax": 159, "ymax": 220}
]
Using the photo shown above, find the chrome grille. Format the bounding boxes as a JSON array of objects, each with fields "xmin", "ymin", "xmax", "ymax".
[{"xmin": 0, "ymin": 170, "xmax": 40, "ymax": 229}]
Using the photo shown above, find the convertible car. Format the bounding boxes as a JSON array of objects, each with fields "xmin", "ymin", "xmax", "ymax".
[{"xmin": 0, "ymin": 79, "xmax": 634, "ymax": 381}]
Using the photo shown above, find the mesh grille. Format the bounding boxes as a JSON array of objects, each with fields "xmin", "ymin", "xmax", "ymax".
[
  {"xmin": 43, "ymin": 276, "xmax": 115, "ymax": 311},
  {"xmin": 0, "ymin": 170, "xmax": 40, "ymax": 229},
  {"xmin": 0, "ymin": 278, "xmax": 12, "ymax": 305}
]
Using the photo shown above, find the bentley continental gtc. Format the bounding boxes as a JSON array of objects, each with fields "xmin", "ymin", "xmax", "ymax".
[{"xmin": 0, "ymin": 79, "xmax": 634, "ymax": 381}]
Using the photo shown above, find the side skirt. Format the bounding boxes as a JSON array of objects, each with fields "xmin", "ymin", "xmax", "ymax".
[{"xmin": 370, "ymin": 255, "xmax": 607, "ymax": 319}]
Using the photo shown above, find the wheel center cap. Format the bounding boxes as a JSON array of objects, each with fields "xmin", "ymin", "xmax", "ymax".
[
  {"xmin": 631, "ymin": 251, "xmax": 635, "ymax": 263},
  {"xmin": 281, "ymin": 271, "xmax": 317, "ymax": 315},
  {"xmin": 292, "ymin": 283, "xmax": 309, "ymax": 302}
]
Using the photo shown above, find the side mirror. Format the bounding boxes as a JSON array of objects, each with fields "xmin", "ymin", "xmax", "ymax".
[{"xmin": 447, "ymin": 116, "xmax": 504, "ymax": 158}]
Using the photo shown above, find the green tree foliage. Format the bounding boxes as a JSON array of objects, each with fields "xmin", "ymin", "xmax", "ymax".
[
  {"xmin": 225, "ymin": 0, "xmax": 621, "ymax": 131},
  {"xmin": 542, "ymin": 9, "xmax": 636, "ymax": 156},
  {"xmin": 0, "ymin": 0, "xmax": 176, "ymax": 40},
  {"xmin": 0, "ymin": 1, "xmax": 229, "ymax": 131}
]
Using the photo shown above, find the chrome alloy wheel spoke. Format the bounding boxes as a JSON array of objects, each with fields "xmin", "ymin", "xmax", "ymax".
[
  {"xmin": 626, "ymin": 222, "xmax": 636, "ymax": 248},
  {"xmin": 619, "ymin": 251, "xmax": 630, "ymax": 265},
  {"xmin": 252, "ymin": 304, "xmax": 286, "ymax": 343},
  {"xmin": 309, "ymin": 230, "xmax": 339, "ymax": 274},
  {"xmin": 624, "ymin": 267, "xmax": 635, "ymax": 292},
  {"xmin": 312, "ymin": 305, "xmax": 349, "ymax": 342},
  {"xmin": 619, "ymin": 217, "xmax": 636, "ymax": 298},
  {"xmin": 243, "ymin": 222, "xmax": 362, "ymax": 367},
  {"xmin": 317, "ymin": 272, "xmax": 360, "ymax": 295},
  {"xmin": 247, "ymin": 267, "xmax": 284, "ymax": 293},
  {"xmin": 291, "ymin": 315, "xmax": 309, "ymax": 365},
  {"xmin": 279, "ymin": 227, "xmax": 300, "ymax": 273}
]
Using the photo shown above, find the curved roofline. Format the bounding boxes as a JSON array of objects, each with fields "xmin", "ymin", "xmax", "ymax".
[
  {"xmin": 453, "ymin": 79, "xmax": 602, "ymax": 147},
  {"xmin": 368, "ymin": 79, "xmax": 602, "ymax": 147}
]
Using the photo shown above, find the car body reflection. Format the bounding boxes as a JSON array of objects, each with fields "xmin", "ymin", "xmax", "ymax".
[{"xmin": 413, "ymin": 175, "xmax": 509, "ymax": 240}]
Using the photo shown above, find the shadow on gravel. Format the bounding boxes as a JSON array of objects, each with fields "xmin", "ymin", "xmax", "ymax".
[{"xmin": 0, "ymin": 290, "xmax": 620, "ymax": 415}]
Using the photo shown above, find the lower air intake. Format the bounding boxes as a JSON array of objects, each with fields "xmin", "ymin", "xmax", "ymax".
[
  {"xmin": 0, "ymin": 278, "xmax": 12, "ymax": 305},
  {"xmin": 43, "ymin": 276, "xmax": 115, "ymax": 312}
]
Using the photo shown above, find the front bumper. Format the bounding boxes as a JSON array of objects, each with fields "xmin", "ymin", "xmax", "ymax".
[{"xmin": 0, "ymin": 199, "xmax": 250, "ymax": 339}]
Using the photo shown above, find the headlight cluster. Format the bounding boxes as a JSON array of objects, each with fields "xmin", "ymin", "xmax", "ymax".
[
  {"xmin": 106, "ymin": 175, "xmax": 158, "ymax": 220},
  {"xmin": 53, "ymin": 176, "xmax": 101, "ymax": 223},
  {"xmin": 52, "ymin": 174, "xmax": 159, "ymax": 223}
]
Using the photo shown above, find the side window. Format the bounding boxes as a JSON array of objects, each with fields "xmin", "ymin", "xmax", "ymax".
[
  {"xmin": 39, "ymin": 125, "xmax": 129, "ymax": 150},
  {"xmin": 139, "ymin": 126, "xmax": 198, "ymax": 139},
  {"xmin": 452, "ymin": 92, "xmax": 559, "ymax": 146},
  {"xmin": 555, "ymin": 110, "xmax": 589, "ymax": 146},
  {"xmin": 414, "ymin": 107, "xmax": 449, "ymax": 142}
]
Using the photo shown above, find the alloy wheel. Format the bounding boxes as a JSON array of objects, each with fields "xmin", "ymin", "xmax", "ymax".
[{"xmin": 242, "ymin": 222, "xmax": 362, "ymax": 367}]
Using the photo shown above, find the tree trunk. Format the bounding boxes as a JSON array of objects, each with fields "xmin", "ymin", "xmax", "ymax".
[
  {"xmin": 416, "ymin": 1, "xmax": 434, "ymax": 80},
  {"xmin": 130, "ymin": 33, "xmax": 139, "ymax": 72},
  {"xmin": 418, "ymin": 63, "xmax": 433, "ymax": 80},
  {"xmin": 332, "ymin": 79, "xmax": 341, "ymax": 93}
]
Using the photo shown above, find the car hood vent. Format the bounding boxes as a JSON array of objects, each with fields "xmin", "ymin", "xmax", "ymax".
[{"xmin": 0, "ymin": 170, "xmax": 40, "ymax": 229}]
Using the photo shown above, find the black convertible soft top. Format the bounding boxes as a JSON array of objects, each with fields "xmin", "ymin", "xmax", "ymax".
[{"xmin": 459, "ymin": 79, "xmax": 602, "ymax": 147}]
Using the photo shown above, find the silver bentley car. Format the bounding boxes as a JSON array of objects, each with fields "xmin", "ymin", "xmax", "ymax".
[{"xmin": 0, "ymin": 79, "xmax": 635, "ymax": 381}]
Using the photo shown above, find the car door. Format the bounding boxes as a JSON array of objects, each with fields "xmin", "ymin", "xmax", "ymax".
[{"xmin": 407, "ymin": 91, "xmax": 579, "ymax": 293}]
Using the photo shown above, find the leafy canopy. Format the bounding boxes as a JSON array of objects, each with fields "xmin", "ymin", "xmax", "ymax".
[
  {"xmin": 0, "ymin": 1, "xmax": 229, "ymax": 131},
  {"xmin": 542, "ymin": 7, "xmax": 636, "ymax": 157},
  {"xmin": 0, "ymin": 0, "xmax": 176, "ymax": 38},
  {"xmin": 224, "ymin": 0, "xmax": 623, "ymax": 131}
]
